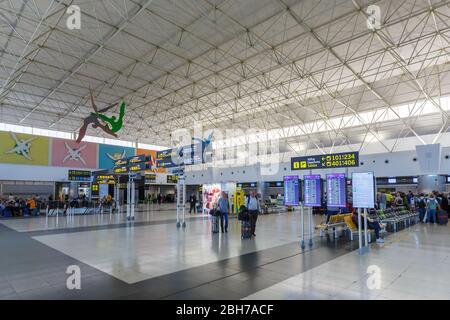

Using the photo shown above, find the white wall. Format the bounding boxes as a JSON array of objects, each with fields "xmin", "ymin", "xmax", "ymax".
[{"xmin": 185, "ymin": 147, "xmax": 450, "ymax": 184}]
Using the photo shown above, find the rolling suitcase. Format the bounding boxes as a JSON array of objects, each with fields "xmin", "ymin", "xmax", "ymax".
[
  {"xmin": 211, "ymin": 215, "xmax": 220, "ymax": 233},
  {"xmin": 241, "ymin": 220, "xmax": 252, "ymax": 239},
  {"xmin": 437, "ymin": 210, "xmax": 448, "ymax": 225}
]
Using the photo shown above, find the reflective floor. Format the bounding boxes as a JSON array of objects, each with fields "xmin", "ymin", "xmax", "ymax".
[{"xmin": 0, "ymin": 206, "xmax": 448, "ymax": 300}]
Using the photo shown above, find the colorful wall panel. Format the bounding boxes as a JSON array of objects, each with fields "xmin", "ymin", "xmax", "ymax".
[
  {"xmin": 137, "ymin": 148, "xmax": 167, "ymax": 173},
  {"xmin": 0, "ymin": 132, "xmax": 49, "ymax": 166},
  {"xmin": 98, "ymin": 144, "xmax": 135, "ymax": 169},
  {"xmin": 51, "ymin": 138, "xmax": 98, "ymax": 169}
]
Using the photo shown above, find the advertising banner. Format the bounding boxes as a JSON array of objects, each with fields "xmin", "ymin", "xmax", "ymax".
[
  {"xmin": 0, "ymin": 132, "xmax": 49, "ymax": 166},
  {"xmin": 136, "ymin": 149, "xmax": 166, "ymax": 173},
  {"xmin": 202, "ymin": 184, "xmax": 221, "ymax": 213},
  {"xmin": 98, "ymin": 144, "xmax": 135, "ymax": 169},
  {"xmin": 51, "ymin": 138, "xmax": 97, "ymax": 169}
]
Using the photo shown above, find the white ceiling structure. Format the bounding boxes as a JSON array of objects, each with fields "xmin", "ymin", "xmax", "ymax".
[{"xmin": 1, "ymin": 0, "xmax": 450, "ymax": 159}]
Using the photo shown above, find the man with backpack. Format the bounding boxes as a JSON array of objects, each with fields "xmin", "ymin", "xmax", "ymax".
[
  {"xmin": 245, "ymin": 191, "xmax": 260, "ymax": 237},
  {"xmin": 417, "ymin": 194, "xmax": 427, "ymax": 223},
  {"xmin": 427, "ymin": 194, "xmax": 440, "ymax": 224}
]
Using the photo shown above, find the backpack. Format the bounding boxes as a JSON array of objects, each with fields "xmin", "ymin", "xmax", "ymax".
[{"xmin": 238, "ymin": 205, "xmax": 249, "ymax": 221}]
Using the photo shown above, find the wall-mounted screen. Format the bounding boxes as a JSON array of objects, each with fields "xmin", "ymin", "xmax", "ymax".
[
  {"xmin": 352, "ymin": 172, "xmax": 375, "ymax": 208},
  {"xmin": 388, "ymin": 178, "xmax": 397, "ymax": 184},
  {"xmin": 326, "ymin": 173, "xmax": 346, "ymax": 208},
  {"xmin": 303, "ymin": 175, "xmax": 321, "ymax": 207},
  {"xmin": 283, "ymin": 175, "xmax": 299, "ymax": 206},
  {"xmin": 68, "ymin": 170, "xmax": 91, "ymax": 182}
]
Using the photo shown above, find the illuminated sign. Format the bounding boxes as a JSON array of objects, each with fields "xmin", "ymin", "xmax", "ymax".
[
  {"xmin": 94, "ymin": 174, "xmax": 115, "ymax": 184},
  {"xmin": 167, "ymin": 175, "xmax": 178, "ymax": 184},
  {"xmin": 303, "ymin": 175, "xmax": 321, "ymax": 207},
  {"xmin": 326, "ymin": 173, "xmax": 346, "ymax": 208},
  {"xmin": 128, "ymin": 162, "xmax": 146, "ymax": 172},
  {"xmin": 114, "ymin": 159, "xmax": 128, "ymax": 167},
  {"xmin": 128, "ymin": 154, "xmax": 147, "ymax": 164},
  {"xmin": 114, "ymin": 166, "xmax": 128, "ymax": 174},
  {"xmin": 352, "ymin": 172, "xmax": 375, "ymax": 208},
  {"xmin": 291, "ymin": 152, "xmax": 359, "ymax": 170},
  {"xmin": 284, "ymin": 176, "xmax": 299, "ymax": 206},
  {"xmin": 68, "ymin": 170, "xmax": 91, "ymax": 182},
  {"xmin": 145, "ymin": 173, "xmax": 156, "ymax": 184}
]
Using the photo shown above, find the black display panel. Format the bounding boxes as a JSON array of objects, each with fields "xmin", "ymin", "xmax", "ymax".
[{"xmin": 68, "ymin": 170, "xmax": 91, "ymax": 182}]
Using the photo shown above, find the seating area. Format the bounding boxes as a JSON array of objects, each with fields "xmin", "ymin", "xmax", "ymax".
[
  {"xmin": 316, "ymin": 207, "xmax": 419, "ymax": 243},
  {"xmin": 376, "ymin": 207, "xmax": 420, "ymax": 232}
]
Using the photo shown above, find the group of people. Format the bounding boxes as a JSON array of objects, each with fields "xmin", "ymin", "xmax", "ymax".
[
  {"xmin": 377, "ymin": 190, "xmax": 450, "ymax": 224},
  {"xmin": 0, "ymin": 194, "xmax": 41, "ymax": 217},
  {"xmin": 212, "ymin": 191, "xmax": 261, "ymax": 237},
  {"xmin": 146, "ymin": 193, "xmax": 174, "ymax": 204}
]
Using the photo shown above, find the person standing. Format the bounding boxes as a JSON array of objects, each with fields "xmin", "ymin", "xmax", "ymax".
[
  {"xmin": 189, "ymin": 193, "xmax": 197, "ymax": 214},
  {"xmin": 427, "ymin": 194, "xmax": 440, "ymax": 224},
  {"xmin": 379, "ymin": 192, "xmax": 387, "ymax": 210},
  {"xmin": 417, "ymin": 194, "xmax": 426, "ymax": 222},
  {"xmin": 245, "ymin": 191, "xmax": 260, "ymax": 237},
  {"xmin": 217, "ymin": 192, "xmax": 230, "ymax": 233}
]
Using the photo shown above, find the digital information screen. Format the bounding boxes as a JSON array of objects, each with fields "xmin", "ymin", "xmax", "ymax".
[
  {"xmin": 352, "ymin": 172, "xmax": 375, "ymax": 208},
  {"xmin": 283, "ymin": 175, "xmax": 299, "ymax": 206},
  {"xmin": 303, "ymin": 175, "xmax": 321, "ymax": 207},
  {"xmin": 167, "ymin": 175, "xmax": 178, "ymax": 184},
  {"xmin": 326, "ymin": 173, "xmax": 346, "ymax": 208},
  {"xmin": 68, "ymin": 170, "xmax": 91, "ymax": 182},
  {"xmin": 291, "ymin": 151, "xmax": 359, "ymax": 170},
  {"xmin": 145, "ymin": 173, "xmax": 156, "ymax": 184}
]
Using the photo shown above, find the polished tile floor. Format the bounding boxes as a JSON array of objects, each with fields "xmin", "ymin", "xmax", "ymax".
[
  {"xmin": 0, "ymin": 206, "xmax": 448, "ymax": 300},
  {"xmin": 244, "ymin": 223, "xmax": 450, "ymax": 300}
]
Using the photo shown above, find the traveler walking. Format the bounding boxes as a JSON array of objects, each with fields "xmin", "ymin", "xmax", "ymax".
[
  {"xmin": 245, "ymin": 191, "xmax": 260, "ymax": 237},
  {"xmin": 217, "ymin": 192, "xmax": 230, "ymax": 233},
  {"xmin": 189, "ymin": 193, "xmax": 197, "ymax": 214}
]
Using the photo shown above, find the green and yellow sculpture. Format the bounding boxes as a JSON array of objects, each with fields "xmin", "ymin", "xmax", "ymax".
[{"xmin": 76, "ymin": 91, "xmax": 126, "ymax": 143}]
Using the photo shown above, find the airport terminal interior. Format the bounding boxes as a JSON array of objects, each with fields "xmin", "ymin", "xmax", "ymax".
[{"xmin": 1, "ymin": 0, "xmax": 450, "ymax": 302}]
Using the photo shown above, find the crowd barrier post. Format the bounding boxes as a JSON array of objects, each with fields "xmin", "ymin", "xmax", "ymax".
[
  {"xmin": 300, "ymin": 203, "xmax": 305, "ymax": 249},
  {"xmin": 363, "ymin": 208, "xmax": 369, "ymax": 251},
  {"xmin": 358, "ymin": 207, "xmax": 363, "ymax": 255}
]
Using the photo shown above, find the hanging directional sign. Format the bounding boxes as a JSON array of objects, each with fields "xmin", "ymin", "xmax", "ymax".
[{"xmin": 291, "ymin": 151, "xmax": 359, "ymax": 170}]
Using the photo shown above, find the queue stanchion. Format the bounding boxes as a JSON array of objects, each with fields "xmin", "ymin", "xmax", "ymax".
[
  {"xmin": 308, "ymin": 206, "xmax": 313, "ymax": 247},
  {"xmin": 358, "ymin": 208, "xmax": 363, "ymax": 255},
  {"xmin": 363, "ymin": 208, "xmax": 369, "ymax": 251},
  {"xmin": 300, "ymin": 203, "xmax": 305, "ymax": 249}
]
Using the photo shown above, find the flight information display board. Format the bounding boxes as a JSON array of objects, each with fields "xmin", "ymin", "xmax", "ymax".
[
  {"xmin": 291, "ymin": 151, "xmax": 359, "ymax": 170},
  {"xmin": 326, "ymin": 173, "xmax": 346, "ymax": 208},
  {"xmin": 167, "ymin": 175, "xmax": 178, "ymax": 184},
  {"xmin": 303, "ymin": 175, "xmax": 321, "ymax": 207},
  {"xmin": 68, "ymin": 170, "xmax": 91, "ymax": 182},
  {"xmin": 352, "ymin": 172, "xmax": 375, "ymax": 208},
  {"xmin": 283, "ymin": 176, "xmax": 299, "ymax": 206},
  {"xmin": 145, "ymin": 173, "xmax": 156, "ymax": 184}
]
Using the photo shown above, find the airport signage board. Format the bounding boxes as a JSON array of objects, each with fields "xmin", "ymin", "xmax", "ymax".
[
  {"xmin": 113, "ymin": 166, "xmax": 128, "ymax": 174},
  {"xmin": 376, "ymin": 176, "xmax": 418, "ymax": 185},
  {"xmin": 94, "ymin": 174, "xmax": 115, "ymax": 184},
  {"xmin": 291, "ymin": 151, "xmax": 359, "ymax": 170},
  {"xmin": 303, "ymin": 175, "xmax": 321, "ymax": 207},
  {"xmin": 283, "ymin": 176, "xmax": 299, "ymax": 206},
  {"xmin": 68, "ymin": 170, "xmax": 91, "ymax": 182},
  {"xmin": 267, "ymin": 181, "xmax": 284, "ymax": 188},
  {"xmin": 156, "ymin": 142, "xmax": 211, "ymax": 168},
  {"xmin": 128, "ymin": 162, "xmax": 147, "ymax": 172},
  {"xmin": 352, "ymin": 172, "xmax": 375, "ymax": 208},
  {"xmin": 145, "ymin": 173, "xmax": 156, "ymax": 184},
  {"xmin": 167, "ymin": 175, "xmax": 178, "ymax": 184},
  {"xmin": 326, "ymin": 173, "xmax": 346, "ymax": 208}
]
